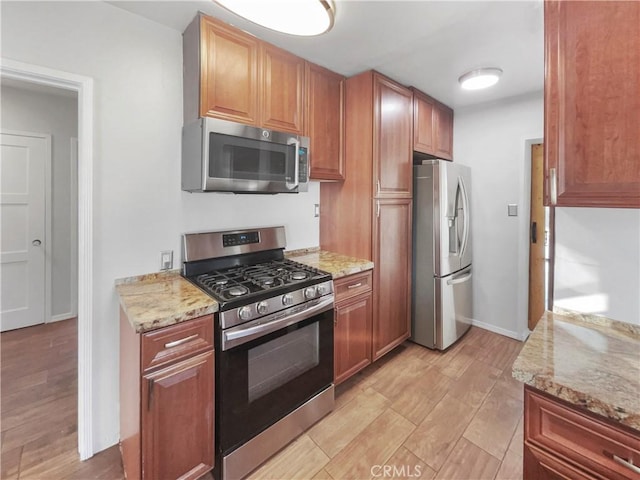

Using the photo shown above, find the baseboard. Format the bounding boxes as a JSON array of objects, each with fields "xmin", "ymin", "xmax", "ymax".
[
  {"xmin": 49, "ymin": 313, "xmax": 76, "ymax": 323},
  {"xmin": 471, "ymin": 319, "xmax": 529, "ymax": 342}
]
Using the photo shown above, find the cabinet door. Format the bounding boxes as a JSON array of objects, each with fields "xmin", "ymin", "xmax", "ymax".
[
  {"xmin": 142, "ymin": 351, "xmax": 214, "ymax": 480},
  {"xmin": 545, "ymin": 1, "xmax": 640, "ymax": 207},
  {"xmin": 334, "ymin": 292, "xmax": 372, "ymax": 385},
  {"xmin": 199, "ymin": 16, "xmax": 260, "ymax": 125},
  {"xmin": 413, "ymin": 91, "xmax": 435, "ymax": 156},
  {"xmin": 260, "ymin": 44, "xmax": 305, "ymax": 134},
  {"xmin": 434, "ymin": 103, "xmax": 454, "ymax": 161},
  {"xmin": 524, "ymin": 444, "xmax": 597, "ymax": 480},
  {"xmin": 306, "ymin": 62, "xmax": 345, "ymax": 180},
  {"xmin": 373, "ymin": 73, "xmax": 413, "ymax": 198},
  {"xmin": 372, "ymin": 198, "xmax": 412, "ymax": 360}
]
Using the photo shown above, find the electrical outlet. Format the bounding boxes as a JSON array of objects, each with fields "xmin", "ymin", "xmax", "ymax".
[
  {"xmin": 160, "ymin": 250, "xmax": 173, "ymax": 271},
  {"xmin": 314, "ymin": 204, "xmax": 320, "ymax": 218},
  {"xmin": 507, "ymin": 204, "xmax": 518, "ymax": 216}
]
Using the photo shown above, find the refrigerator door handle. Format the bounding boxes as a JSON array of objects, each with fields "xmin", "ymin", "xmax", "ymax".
[
  {"xmin": 458, "ymin": 176, "xmax": 470, "ymax": 260},
  {"xmin": 447, "ymin": 272, "xmax": 472, "ymax": 285}
]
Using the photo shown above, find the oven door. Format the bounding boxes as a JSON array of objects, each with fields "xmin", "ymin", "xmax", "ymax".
[{"xmin": 217, "ymin": 297, "xmax": 334, "ymax": 454}]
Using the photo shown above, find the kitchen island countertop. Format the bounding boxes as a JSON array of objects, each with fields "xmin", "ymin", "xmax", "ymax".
[
  {"xmin": 115, "ymin": 271, "xmax": 218, "ymax": 333},
  {"xmin": 512, "ymin": 309, "xmax": 640, "ymax": 431},
  {"xmin": 286, "ymin": 248, "xmax": 374, "ymax": 279}
]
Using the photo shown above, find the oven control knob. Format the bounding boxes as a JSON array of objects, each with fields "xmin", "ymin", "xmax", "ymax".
[
  {"xmin": 256, "ymin": 301, "xmax": 268, "ymax": 315},
  {"xmin": 304, "ymin": 286, "xmax": 317, "ymax": 299},
  {"xmin": 282, "ymin": 293, "xmax": 294, "ymax": 306},
  {"xmin": 316, "ymin": 284, "xmax": 329, "ymax": 296},
  {"xmin": 238, "ymin": 306, "xmax": 252, "ymax": 321}
]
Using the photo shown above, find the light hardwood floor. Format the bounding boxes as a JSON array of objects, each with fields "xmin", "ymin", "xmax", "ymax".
[{"xmin": 1, "ymin": 323, "xmax": 524, "ymax": 479}]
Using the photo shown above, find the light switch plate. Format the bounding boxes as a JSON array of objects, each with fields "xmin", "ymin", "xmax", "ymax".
[
  {"xmin": 314, "ymin": 204, "xmax": 320, "ymax": 218},
  {"xmin": 507, "ymin": 204, "xmax": 518, "ymax": 216}
]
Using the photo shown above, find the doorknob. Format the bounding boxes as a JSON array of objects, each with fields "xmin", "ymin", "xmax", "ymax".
[
  {"xmin": 531, "ymin": 222, "xmax": 537, "ymax": 244},
  {"xmin": 32, "ymin": 239, "xmax": 42, "ymax": 246}
]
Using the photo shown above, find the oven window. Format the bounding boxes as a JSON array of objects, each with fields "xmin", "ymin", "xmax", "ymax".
[
  {"xmin": 248, "ymin": 322, "xmax": 319, "ymax": 402},
  {"xmin": 209, "ymin": 132, "xmax": 294, "ymax": 182}
]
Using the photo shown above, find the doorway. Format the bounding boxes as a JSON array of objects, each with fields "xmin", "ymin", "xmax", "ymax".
[
  {"xmin": 528, "ymin": 143, "xmax": 553, "ymax": 331},
  {"xmin": 0, "ymin": 58, "xmax": 95, "ymax": 460}
]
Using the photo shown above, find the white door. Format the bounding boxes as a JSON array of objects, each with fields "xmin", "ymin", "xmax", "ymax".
[{"xmin": 1, "ymin": 131, "xmax": 49, "ymax": 331}]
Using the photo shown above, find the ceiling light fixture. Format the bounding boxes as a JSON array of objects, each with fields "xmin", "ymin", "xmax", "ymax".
[
  {"xmin": 458, "ymin": 67, "xmax": 503, "ymax": 90},
  {"xmin": 214, "ymin": 0, "xmax": 335, "ymax": 36}
]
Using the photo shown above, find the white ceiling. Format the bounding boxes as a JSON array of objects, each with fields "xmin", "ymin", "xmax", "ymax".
[{"xmin": 108, "ymin": 0, "xmax": 544, "ymax": 109}]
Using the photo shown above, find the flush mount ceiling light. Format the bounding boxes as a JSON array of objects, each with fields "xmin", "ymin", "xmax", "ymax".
[
  {"xmin": 214, "ymin": 0, "xmax": 335, "ymax": 36},
  {"xmin": 458, "ymin": 67, "xmax": 503, "ymax": 90}
]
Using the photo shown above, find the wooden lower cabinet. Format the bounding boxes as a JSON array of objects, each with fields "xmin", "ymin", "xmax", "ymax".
[
  {"xmin": 372, "ymin": 198, "xmax": 412, "ymax": 360},
  {"xmin": 334, "ymin": 271, "xmax": 373, "ymax": 385},
  {"xmin": 120, "ymin": 311, "xmax": 215, "ymax": 480},
  {"xmin": 524, "ymin": 386, "xmax": 640, "ymax": 480}
]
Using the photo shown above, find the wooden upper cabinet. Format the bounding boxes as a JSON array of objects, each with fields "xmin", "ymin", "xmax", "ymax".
[
  {"xmin": 434, "ymin": 103, "xmax": 454, "ymax": 160},
  {"xmin": 545, "ymin": 1, "xmax": 640, "ymax": 208},
  {"xmin": 412, "ymin": 91, "xmax": 435, "ymax": 155},
  {"xmin": 196, "ymin": 16, "xmax": 260, "ymax": 125},
  {"xmin": 260, "ymin": 44, "xmax": 305, "ymax": 134},
  {"xmin": 184, "ymin": 14, "xmax": 309, "ymax": 134},
  {"xmin": 411, "ymin": 88, "xmax": 454, "ymax": 161},
  {"xmin": 374, "ymin": 73, "xmax": 413, "ymax": 198},
  {"xmin": 306, "ymin": 62, "xmax": 345, "ymax": 180}
]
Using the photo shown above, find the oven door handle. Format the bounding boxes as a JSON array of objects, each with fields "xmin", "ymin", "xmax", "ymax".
[{"xmin": 222, "ymin": 295, "xmax": 334, "ymax": 351}]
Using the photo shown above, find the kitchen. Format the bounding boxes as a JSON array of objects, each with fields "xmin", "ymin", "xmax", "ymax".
[{"xmin": 1, "ymin": 1, "xmax": 639, "ymax": 479}]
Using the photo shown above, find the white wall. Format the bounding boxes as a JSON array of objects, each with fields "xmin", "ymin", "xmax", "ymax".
[
  {"xmin": 554, "ymin": 208, "xmax": 640, "ymax": 324},
  {"xmin": 1, "ymin": 1, "xmax": 320, "ymax": 454},
  {"xmin": 453, "ymin": 92, "xmax": 543, "ymax": 340},
  {"xmin": 1, "ymin": 85, "xmax": 78, "ymax": 320}
]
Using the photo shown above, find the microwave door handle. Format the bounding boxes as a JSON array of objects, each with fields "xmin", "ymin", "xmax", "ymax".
[{"xmin": 287, "ymin": 138, "xmax": 300, "ymax": 191}]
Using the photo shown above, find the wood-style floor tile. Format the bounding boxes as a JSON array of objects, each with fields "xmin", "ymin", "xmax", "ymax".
[
  {"xmin": 307, "ymin": 387, "xmax": 390, "ymax": 458},
  {"xmin": 495, "ymin": 446, "xmax": 523, "ymax": 480},
  {"xmin": 403, "ymin": 393, "xmax": 476, "ymax": 471},
  {"xmin": 311, "ymin": 468, "xmax": 334, "ymax": 480},
  {"xmin": 434, "ymin": 437, "xmax": 501, "ymax": 480},
  {"xmin": 325, "ymin": 409, "xmax": 415, "ymax": 480},
  {"xmin": 433, "ymin": 345, "xmax": 478, "ymax": 379},
  {"xmin": 0, "ymin": 445, "xmax": 22, "ymax": 480},
  {"xmin": 462, "ymin": 384, "xmax": 523, "ymax": 460},
  {"xmin": 447, "ymin": 359, "xmax": 501, "ymax": 410},
  {"xmin": 375, "ymin": 446, "xmax": 436, "ymax": 480},
  {"xmin": 246, "ymin": 434, "xmax": 329, "ymax": 480}
]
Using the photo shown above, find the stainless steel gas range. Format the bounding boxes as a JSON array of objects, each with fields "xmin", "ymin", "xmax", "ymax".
[{"xmin": 182, "ymin": 226, "xmax": 335, "ymax": 480}]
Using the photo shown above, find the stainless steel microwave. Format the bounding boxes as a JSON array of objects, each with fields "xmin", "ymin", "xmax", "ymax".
[{"xmin": 182, "ymin": 117, "xmax": 310, "ymax": 193}]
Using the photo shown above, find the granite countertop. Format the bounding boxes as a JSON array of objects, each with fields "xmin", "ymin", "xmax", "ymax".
[
  {"xmin": 513, "ymin": 309, "xmax": 640, "ymax": 431},
  {"xmin": 286, "ymin": 248, "xmax": 374, "ymax": 279},
  {"xmin": 115, "ymin": 271, "xmax": 218, "ymax": 333}
]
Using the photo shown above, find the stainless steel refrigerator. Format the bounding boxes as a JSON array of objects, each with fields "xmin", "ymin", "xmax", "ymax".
[{"xmin": 412, "ymin": 160, "xmax": 473, "ymax": 350}]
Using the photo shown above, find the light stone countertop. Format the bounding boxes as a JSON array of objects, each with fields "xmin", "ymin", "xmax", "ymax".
[
  {"xmin": 286, "ymin": 248, "xmax": 374, "ymax": 279},
  {"xmin": 512, "ymin": 309, "xmax": 640, "ymax": 431},
  {"xmin": 115, "ymin": 271, "xmax": 218, "ymax": 333}
]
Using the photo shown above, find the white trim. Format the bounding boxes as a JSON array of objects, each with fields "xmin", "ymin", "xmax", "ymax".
[
  {"xmin": 70, "ymin": 137, "xmax": 79, "ymax": 317},
  {"xmin": 1, "ymin": 58, "xmax": 95, "ymax": 460},
  {"xmin": 51, "ymin": 312, "xmax": 76, "ymax": 323},
  {"xmin": 471, "ymin": 318, "xmax": 529, "ymax": 342}
]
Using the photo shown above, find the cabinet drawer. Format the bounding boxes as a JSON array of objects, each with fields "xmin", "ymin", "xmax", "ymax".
[
  {"xmin": 142, "ymin": 315, "xmax": 214, "ymax": 372},
  {"xmin": 525, "ymin": 387, "xmax": 640, "ymax": 480},
  {"xmin": 334, "ymin": 271, "xmax": 372, "ymax": 303}
]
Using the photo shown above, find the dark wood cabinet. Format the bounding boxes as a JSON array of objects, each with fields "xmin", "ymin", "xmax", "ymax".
[
  {"xmin": 185, "ymin": 15, "xmax": 260, "ymax": 125},
  {"xmin": 411, "ymin": 88, "xmax": 454, "ymax": 161},
  {"xmin": 544, "ymin": 1, "xmax": 640, "ymax": 207},
  {"xmin": 333, "ymin": 271, "xmax": 373, "ymax": 385},
  {"xmin": 372, "ymin": 198, "xmax": 412, "ymax": 360},
  {"xmin": 306, "ymin": 62, "xmax": 345, "ymax": 181},
  {"xmin": 374, "ymin": 73, "xmax": 413, "ymax": 198},
  {"xmin": 120, "ymin": 312, "xmax": 215, "ymax": 480},
  {"xmin": 142, "ymin": 352, "xmax": 214, "ymax": 480},
  {"xmin": 183, "ymin": 14, "xmax": 305, "ymax": 134},
  {"xmin": 524, "ymin": 386, "xmax": 640, "ymax": 479},
  {"xmin": 320, "ymin": 70, "xmax": 412, "ymax": 365},
  {"xmin": 260, "ymin": 44, "xmax": 305, "ymax": 134}
]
